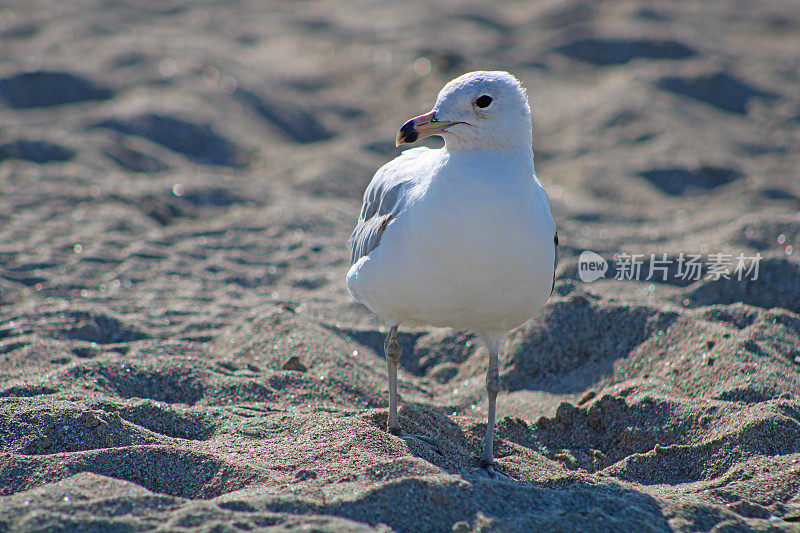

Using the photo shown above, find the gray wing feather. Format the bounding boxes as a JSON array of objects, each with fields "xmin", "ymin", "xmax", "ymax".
[
  {"xmin": 348, "ymin": 147, "xmax": 429, "ymax": 265},
  {"xmin": 349, "ymin": 213, "xmax": 393, "ymax": 264}
]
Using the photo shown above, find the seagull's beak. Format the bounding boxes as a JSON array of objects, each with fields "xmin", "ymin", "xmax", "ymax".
[{"xmin": 395, "ymin": 110, "xmax": 463, "ymax": 146}]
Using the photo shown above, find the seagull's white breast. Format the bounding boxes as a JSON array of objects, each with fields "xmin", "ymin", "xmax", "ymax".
[{"xmin": 347, "ymin": 148, "xmax": 555, "ymax": 334}]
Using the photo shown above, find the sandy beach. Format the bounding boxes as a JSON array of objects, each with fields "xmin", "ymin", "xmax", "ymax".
[{"xmin": 1, "ymin": 0, "xmax": 800, "ymax": 531}]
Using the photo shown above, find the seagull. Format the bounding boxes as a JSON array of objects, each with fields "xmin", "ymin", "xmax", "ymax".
[{"xmin": 347, "ymin": 71, "xmax": 557, "ymax": 476}]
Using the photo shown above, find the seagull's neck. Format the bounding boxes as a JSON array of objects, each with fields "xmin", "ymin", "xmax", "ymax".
[
  {"xmin": 441, "ymin": 144, "xmax": 535, "ymax": 167},
  {"xmin": 436, "ymin": 145, "xmax": 536, "ymax": 183}
]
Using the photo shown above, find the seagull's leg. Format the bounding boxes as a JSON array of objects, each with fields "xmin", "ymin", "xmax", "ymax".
[
  {"xmin": 477, "ymin": 333, "xmax": 513, "ymax": 480},
  {"xmin": 385, "ymin": 325, "xmax": 402, "ymax": 434},
  {"xmin": 384, "ymin": 326, "xmax": 439, "ymax": 451},
  {"xmin": 482, "ymin": 340, "xmax": 500, "ymax": 468}
]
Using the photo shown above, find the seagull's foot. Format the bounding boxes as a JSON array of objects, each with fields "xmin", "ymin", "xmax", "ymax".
[{"xmin": 477, "ymin": 459, "xmax": 515, "ymax": 481}]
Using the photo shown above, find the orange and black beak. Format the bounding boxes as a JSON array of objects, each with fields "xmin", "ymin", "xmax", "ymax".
[{"xmin": 395, "ymin": 110, "xmax": 463, "ymax": 146}]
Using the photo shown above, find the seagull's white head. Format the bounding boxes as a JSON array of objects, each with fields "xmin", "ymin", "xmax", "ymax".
[{"xmin": 396, "ymin": 71, "xmax": 532, "ymax": 152}]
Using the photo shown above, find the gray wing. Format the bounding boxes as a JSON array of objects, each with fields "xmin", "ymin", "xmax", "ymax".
[{"xmin": 348, "ymin": 147, "xmax": 430, "ymax": 265}]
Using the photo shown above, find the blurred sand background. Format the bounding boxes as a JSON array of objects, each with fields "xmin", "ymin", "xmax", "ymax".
[{"xmin": 1, "ymin": 0, "xmax": 800, "ymax": 531}]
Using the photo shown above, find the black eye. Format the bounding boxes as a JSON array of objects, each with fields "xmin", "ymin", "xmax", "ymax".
[{"xmin": 475, "ymin": 95, "xmax": 493, "ymax": 108}]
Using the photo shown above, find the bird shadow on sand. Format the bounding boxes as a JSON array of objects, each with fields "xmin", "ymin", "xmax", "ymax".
[{"xmin": 502, "ymin": 290, "xmax": 680, "ymax": 395}]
